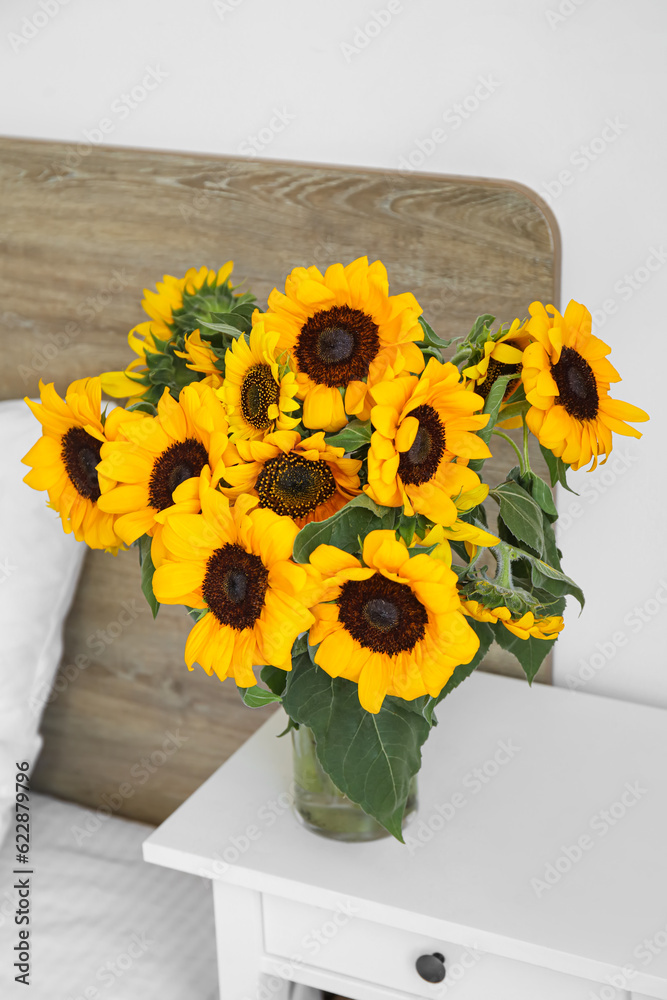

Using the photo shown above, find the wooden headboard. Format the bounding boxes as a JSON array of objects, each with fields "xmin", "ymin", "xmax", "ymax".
[{"xmin": 0, "ymin": 138, "xmax": 560, "ymax": 824}]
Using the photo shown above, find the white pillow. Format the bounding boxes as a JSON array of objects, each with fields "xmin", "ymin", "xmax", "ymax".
[{"xmin": 0, "ymin": 399, "xmax": 86, "ymax": 846}]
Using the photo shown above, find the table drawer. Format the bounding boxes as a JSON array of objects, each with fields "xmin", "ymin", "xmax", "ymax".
[{"xmin": 262, "ymin": 895, "xmax": 626, "ymax": 999}]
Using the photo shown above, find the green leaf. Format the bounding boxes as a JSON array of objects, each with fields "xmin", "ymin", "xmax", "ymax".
[
  {"xmin": 325, "ymin": 420, "xmax": 372, "ymax": 452},
  {"xmin": 468, "ymin": 374, "xmax": 513, "ymax": 472},
  {"xmin": 185, "ymin": 605, "xmax": 209, "ymax": 622},
  {"xmin": 396, "ymin": 513, "xmax": 417, "ymax": 546},
  {"xmin": 421, "ymin": 346, "xmax": 446, "ymax": 364},
  {"xmin": 276, "ymin": 716, "xmax": 299, "ymax": 737},
  {"xmin": 238, "ymin": 684, "xmax": 283, "ymax": 708},
  {"xmin": 260, "ymin": 664, "xmax": 288, "ymax": 697},
  {"xmin": 391, "ymin": 694, "xmax": 434, "ymax": 724},
  {"xmin": 408, "ymin": 542, "xmax": 440, "ymax": 558},
  {"xmin": 138, "ymin": 535, "xmax": 159, "ymax": 618},
  {"xmin": 291, "ymin": 633, "xmax": 308, "ymax": 659},
  {"xmin": 507, "ymin": 466, "xmax": 558, "ymax": 521},
  {"xmin": 418, "ymin": 316, "xmax": 457, "ymax": 350},
  {"xmin": 541, "ymin": 515, "xmax": 562, "ymax": 568},
  {"xmin": 190, "ymin": 316, "xmax": 248, "ymax": 338},
  {"xmin": 492, "ymin": 624, "xmax": 556, "ymax": 684},
  {"xmin": 524, "ymin": 471, "xmax": 558, "ymax": 519},
  {"xmin": 539, "ymin": 443, "xmax": 577, "ymax": 494},
  {"xmin": 491, "ymin": 481, "xmax": 545, "ymax": 555},
  {"xmin": 497, "ymin": 398, "xmax": 529, "ymax": 423},
  {"xmin": 509, "ymin": 547, "xmax": 584, "ymax": 610},
  {"xmin": 468, "ymin": 314, "xmax": 496, "ymax": 345},
  {"xmin": 283, "ymin": 652, "xmax": 430, "ymax": 841},
  {"xmin": 423, "ymin": 619, "xmax": 494, "ymax": 724},
  {"xmin": 292, "ymin": 494, "xmax": 398, "ymax": 563},
  {"xmin": 125, "ymin": 400, "xmax": 157, "ymax": 415}
]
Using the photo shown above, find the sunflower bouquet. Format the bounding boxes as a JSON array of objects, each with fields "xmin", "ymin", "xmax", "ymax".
[{"xmin": 22, "ymin": 257, "xmax": 648, "ymax": 841}]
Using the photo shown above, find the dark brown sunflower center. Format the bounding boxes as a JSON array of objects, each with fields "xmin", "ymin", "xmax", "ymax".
[
  {"xmin": 338, "ymin": 575, "xmax": 428, "ymax": 654},
  {"xmin": 397, "ymin": 404, "xmax": 446, "ymax": 486},
  {"xmin": 551, "ymin": 346, "xmax": 599, "ymax": 420},
  {"xmin": 295, "ymin": 305, "xmax": 380, "ymax": 387},
  {"xmin": 477, "ymin": 359, "xmax": 520, "ymax": 401},
  {"xmin": 148, "ymin": 438, "xmax": 209, "ymax": 511},
  {"xmin": 202, "ymin": 543, "xmax": 268, "ymax": 631},
  {"xmin": 255, "ymin": 453, "xmax": 336, "ymax": 518},
  {"xmin": 241, "ymin": 364, "xmax": 280, "ymax": 430},
  {"xmin": 61, "ymin": 426, "xmax": 102, "ymax": 501}
]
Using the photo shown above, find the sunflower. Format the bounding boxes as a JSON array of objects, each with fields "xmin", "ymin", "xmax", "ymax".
[
  {"xmin": 521, "ymin": 300, "xmax": 649, "ymax": 471},
  {"xmin": 100, "ymin": 263, "xmax": 235, "ymax": 400},
  {"xmin": 99, "ymin": 324, "xmax": 169, "ymax": 401},
  {"xmin": 152, "ymin": 489, "xmax": 321, "ymax": 683},
  {"xmin": 220, "ymin": 324, "xmax": 300, "ymax": 440},
  {"xmin": 462, "ymin": 318, "xmax": 530, "ymax": 403},
  {"xmin": 222, "ymin": 430, "xmax": 361, "ymax": 526},
  {"xmin": 96, "ymin": 382, "xmax": 237, "ymax": 546},
  {"xmin": 22, "ymin": 377, "xmax": 143, "ymax": 551},
  {"xmin": 364, "ymin": 359, "xmax": 490, "ymax": 524},
  {"xmin": 150, "ymin": 463, "xmax": 214, "ymax": 569},
  {"xmin": 175, "ymin": 330, "xmax": 223, "ymax": 387},
  {"xmin": 460, "ymin": 599, "xmax": 564, "ymax": 641},
  {"xmin": 308, "ymin": 530, "xmax": 480, "ymax": 713},
  {"xmin": 143, "ymin": 264, "xmax": 234, "ymax": 329},
  {"xmin": 254, "ymin": 257, "xmax": 425, "ymax": 433},
  {"xmin": 418, "ymin": 519, "xmax": 499, "ymax": 556}
]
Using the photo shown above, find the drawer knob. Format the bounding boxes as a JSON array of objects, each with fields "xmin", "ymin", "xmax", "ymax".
[{"xmin": 416, "ymin": 952, "xmax": 446, "ymax": 983}]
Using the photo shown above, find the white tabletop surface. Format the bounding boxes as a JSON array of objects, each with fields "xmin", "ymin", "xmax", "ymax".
[{"xmin": 144, "ymin": 672, "xmax": 667, "ymax": 997}]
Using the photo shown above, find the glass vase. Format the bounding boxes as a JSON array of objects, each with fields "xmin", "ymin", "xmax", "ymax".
[{"xmin": 291, "ymin": 724, "xmax": 418, "ymax": 842}]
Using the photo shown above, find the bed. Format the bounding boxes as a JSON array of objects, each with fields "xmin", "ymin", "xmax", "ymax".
[{"xmin": 0, "ymin": 794, "xmax": 218, "ymax": 998}]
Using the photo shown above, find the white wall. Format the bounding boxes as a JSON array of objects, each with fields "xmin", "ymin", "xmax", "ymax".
[{"xmin": 1, "ymin": 0, "xmax": 664, "ymax": 706}]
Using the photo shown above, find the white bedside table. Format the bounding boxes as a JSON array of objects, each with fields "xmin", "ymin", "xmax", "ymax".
[{"xmin": 143, "ymin": 672, "xmax": 667, "ymax": 1000}]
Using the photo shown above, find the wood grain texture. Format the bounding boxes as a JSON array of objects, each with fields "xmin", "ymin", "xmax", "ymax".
[{"xmin": 0, "ymin": 138, "xmax": 559, "ymax": 823}]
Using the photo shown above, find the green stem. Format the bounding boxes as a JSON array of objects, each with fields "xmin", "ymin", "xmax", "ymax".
[
  {"xmin": 492, "ymin": 429, "xmax": 524, "ymax": 472},
  {"xmin": 522, "ymin": 417, "xmax": 532, "ymax": 473},
  {"xmin": 491, "ymin": 543, "xmax": 513, "ymax": 588}
]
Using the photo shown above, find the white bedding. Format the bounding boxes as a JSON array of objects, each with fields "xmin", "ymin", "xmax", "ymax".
[{"xmin": 0, "ymin": 792, "xmax": 218, "ymax": 999}]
